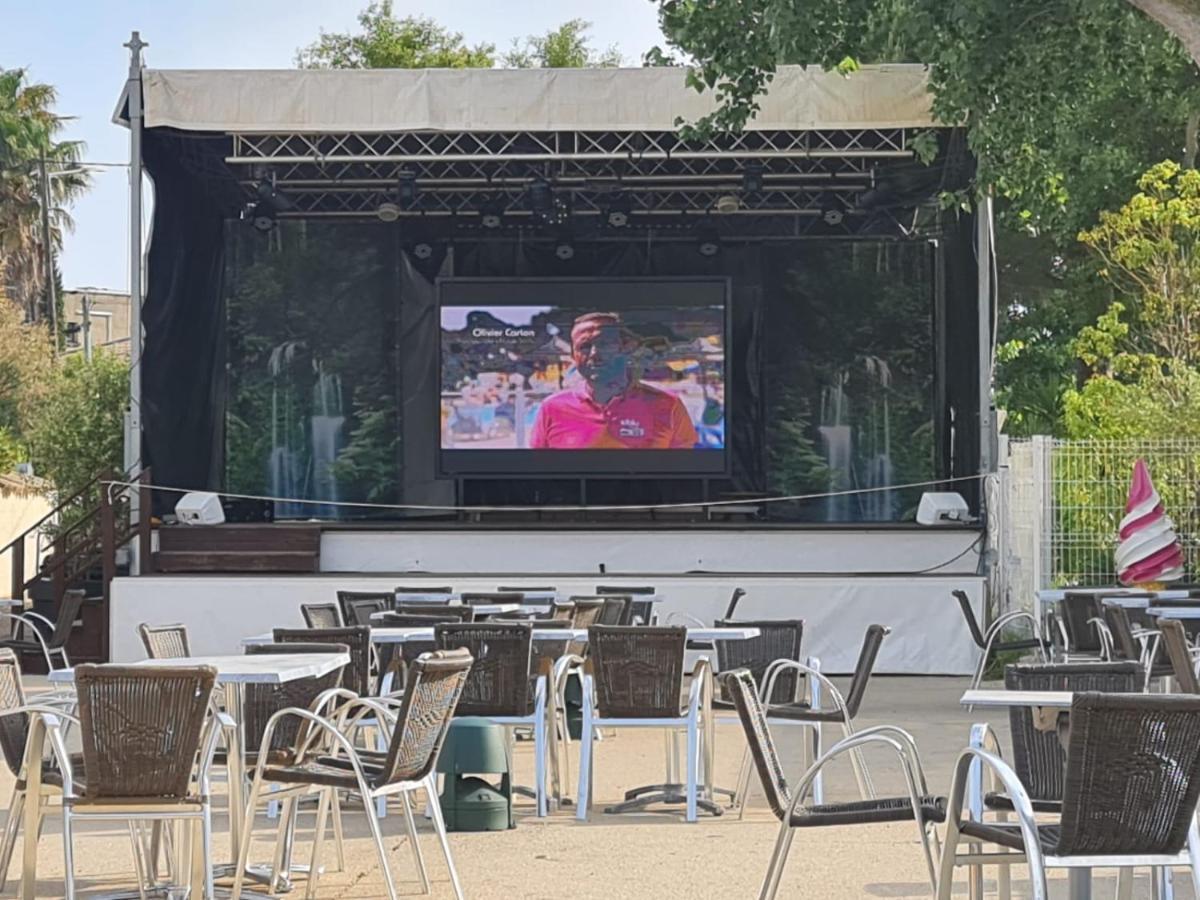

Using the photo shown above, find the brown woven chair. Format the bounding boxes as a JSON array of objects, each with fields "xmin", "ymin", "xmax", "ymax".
[
  {"xmin": 939, "ymin": 692, "xmax": 1200, "ymax": 898},
  {"xmin": 596, "ymin": 584, "xmax": 658, "ymax": 625},
  {"xmin": 274, "ymin": 626, "xmax": 373, "ymax": 697},
  {"xmin": 336, "ymin": 591, "xmax": 391, "ymax": 627},
  {"xmin": 394, "ymin": 603, "xmax": 475, "ymax": 622},
  {"xmin": 1159, "ymin": 618, "xmax": 1200, "ymax": 693},
  {"xmin": 52, "ymin": 664, "xmax": 221, "ymax": 898},
  {"xmin": 723, "ymin": 668, "xmax": 944, "ymax": 897},
  {"xmin": 232, "ymin": 648, "xmax": 474, "ymax": 900},
  {"xmin": 301, "ymin": 603, "xmax": 342, "ymax": 629},
  {"xmin": 377, "ymin": 611, "xmax": 470, "ymax": 691},
  {"xmin": 394, "ymin": 585, "xmax": 454, "ymax": 595},
  {"xmin": 435, "ymin": 622, "xmax": 549, "ymax": 816},
  {"xmin": 138, "ymin": 622, "xmax": 191, "ymax": 659},
  {"xmin": 0, "ymin": 589, "xmax": 86, "ymax": 671},
  {"xmin": 460, "ymin": 591, "xmax": 524, "ymax": 607},
  {"xmin": 576, "ymin": 625, "xmax": 716, "ymax": 821},
  {"xmin": 595, "ymin": 594, "xmax": 633, "ymax": 626}
]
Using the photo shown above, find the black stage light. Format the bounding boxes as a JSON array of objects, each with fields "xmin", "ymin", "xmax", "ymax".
[
  {"xmin": 251, "ymin": 202, "xmax": 276, "ymax": 232},
  {"xmin": 695, "ymin": 226, "xmax": 721, "ymax": 257},
  {"xmin": 526, "ymin": 178, "xmax": 553, "ymax": 215},
  {"xmin": 376, "ymin": 201, "xmax": 401, "ymax": 223},
  {"xmin": 480, "ymin": 199, "xmax": 505, "ymax": 229},
  {"xmin": 413, "ymin": 241, "xmax": 435, "ymax": 260},
  {"xmin": 822, "ymin": 206, "xmax": 845, "ymax": 226},
  {"xmin": 397, "ymin": 171, "xmax": 419, "ymax": 207},
  {"xmin": 604, "ymin": 193, "xmax": 631, "ymax": 228},
  {"xmin": 741, "ymin": 163, "xmax": 765, "ymax": 194},
  {"xmin": 554, "ymin": 235, "xmax": 576, "ymax": 260}
]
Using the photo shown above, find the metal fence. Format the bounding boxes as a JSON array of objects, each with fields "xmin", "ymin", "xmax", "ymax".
[{"xmin": 1000, "ymin": 437, "xmax": 1200, "ymax": 607}]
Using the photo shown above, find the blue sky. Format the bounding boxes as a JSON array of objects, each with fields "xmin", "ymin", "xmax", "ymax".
[{"xmin": 0, "ymin": 1, "xmax": 666, "ymax": 292}]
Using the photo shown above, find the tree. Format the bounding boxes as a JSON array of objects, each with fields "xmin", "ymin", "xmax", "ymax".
[
  {"xmin": 0, "ymin": 68, "xmax": 88, "ymax": 322},
  {"xmin": 503, "ymin": 19, "xmax": 623, "ymax": 68},
  {"xmin": 0, "ymin": 293, "xmax": 53, "ymax": 470},
  {"xmin": 296, "ymin": 3, "xmax": 495, "ymax": 69}
]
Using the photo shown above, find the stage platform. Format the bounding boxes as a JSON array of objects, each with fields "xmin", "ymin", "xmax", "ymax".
[{"xmin": 111, "ymin": 526, "xmax": 985, "ymax": 675}]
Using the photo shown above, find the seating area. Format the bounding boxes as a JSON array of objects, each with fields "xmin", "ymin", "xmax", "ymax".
[{"xmin": 5, "ymin": 582, "xmax": 1200, "ymax": 898}]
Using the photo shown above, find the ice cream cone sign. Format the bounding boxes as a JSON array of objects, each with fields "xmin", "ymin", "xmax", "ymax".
[{"xmin": 1115, "ymin": 458, "xmax": 1185, "ymax": 586}]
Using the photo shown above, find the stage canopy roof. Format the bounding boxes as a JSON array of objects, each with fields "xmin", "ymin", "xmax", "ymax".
[{"xmin": 121, "ymin": 64, "xmax": 936, "ymax": 133}]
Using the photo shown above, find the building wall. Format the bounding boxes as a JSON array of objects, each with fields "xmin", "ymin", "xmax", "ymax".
[
  {"xmin": 62, "ymin": 289, "xmax": 130, "ymax": 356},
  {"xmin": 0, "ymin": 485, "xmax": 51, "ymax": 600}
]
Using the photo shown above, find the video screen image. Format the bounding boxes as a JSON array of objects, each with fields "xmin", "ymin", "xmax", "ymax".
[{"xmin": 440, "ymin": 304, "xmax": 725, "ymax": 451}]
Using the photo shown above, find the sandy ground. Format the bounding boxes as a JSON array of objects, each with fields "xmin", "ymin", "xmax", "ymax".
[{"xmin": 0, "ymin": 675, "xmax": 1192, "ymax": 898}]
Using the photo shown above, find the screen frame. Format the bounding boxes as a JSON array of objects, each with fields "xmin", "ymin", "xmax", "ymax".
[{"xmin": 436, "ymin": 276, "xmax": 732, "ymax": 478}]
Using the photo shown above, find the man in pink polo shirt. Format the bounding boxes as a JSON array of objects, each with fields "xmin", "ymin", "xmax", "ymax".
[{"xmin": 529, "ymin": 312, "xmax": 699, "ymax": 449}]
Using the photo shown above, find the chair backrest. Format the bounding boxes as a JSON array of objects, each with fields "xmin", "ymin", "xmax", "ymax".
[
  {"xmin": 597, "ymin": 585, "xmax": 657, "ymax": 624},
  {"xmin": 497, "ymin": 586, "xmax": 557, "ymax": 593},
  {"xmin": 394, "ymin": 586, "xmax": 454, "ymax": 595},
  {"xmin": 570, "ymin": 598, "xmax": 605, "ymax": 630},
  {"xmin": 1005, "ymin": 661, "xmax": 1142, "ymax": 802},
  {"xmin": 843, "ymin": 624, "xmax": 890, "ymax": 718},
  {"xmin": 0, "ymin": 649, "xmax": 28, "ymax": 777},
  {"xmin": 335, "ymin": 591, "xmax": 391, "ymax": 627},
  {"xmin": 593, "ymin": 595, "xmax": 632, "ymax": 626},
  {"xmin": 395, "ymin": 603, "xmax": 475, "ymax": 622},
  {"xmin": 460, "ymin": 592, "xmax": 524, "ymax": 606},
  {"xmin": 715, "ymin": 619, "xmax": 804, "ymax": 704},
  {"xmin": 376, "ymin": 648, "xmax": 473, "ymax": 786},
  {"xmin": 952, "ymin": 590, "xmax": 986, "ymax": 649},
  {"xmin": 244, "ymin": 642, "xmax": 347, "ymax": 759},
  {"xmin": 588, "ymin": 625, "xmax": 686, "ymax": 719},
  {"xmin": 301, "ymin": 603, "xmax": 342, "ymax": 629},
  {"xmin": 138, "ymin": 622, "xmax": 191, "ymax": 659},
  {"xmin": 273, "ymin": 626, "xmax": 373, "ymax": 696},
  {"xmin": 1057, "ymin": 692, "xmax": 1200, "ymax": 856},
  {"xmin": 50, "ymin": 589, "xmax": 86, "ymax": 649},
  {"xmin": 721, "ymin": 668, "xmax": 791, "ymax": 821},
  {"xmin": 434, "ymin": 622, "xmax": 535, "ymax": 717},
  {"xmin": 723, "ymin": 588, "xmax": 747, "ymax": 620},
  {"xmin": 596, "ymin": 585, "xmax": 656, "ymax": 595},
  {"xmin": 550, "ymin": 600, "xmax": 575, "ymax": 622},
  {"xmin": 1158, "ymin": 619, "xmax": 1200, "ymax": 694},
  {"xmin": 1060, "ymin": 592, "xmax": 1104, "ymax": 653},
  {"xmin": 74, "ymin": 663, "xmax": 216, "ymax": 800},
  {"xmin": 1102, "ymin": 605, "xmax": 1142, "ymax": 663}
]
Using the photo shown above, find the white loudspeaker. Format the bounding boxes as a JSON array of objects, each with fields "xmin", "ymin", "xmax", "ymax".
[
  {"xmin": 916, "ymin": 492, "xmax": 971, "ymax": 526},
  {"xmin": 174, "ymin": 492, "xmax": 225, "ymax": 526}
]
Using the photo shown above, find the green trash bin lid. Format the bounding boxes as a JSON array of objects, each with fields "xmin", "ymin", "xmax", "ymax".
[{"xmin": 436, "ymin": 717, "xmax": 511, "ymax": 775}]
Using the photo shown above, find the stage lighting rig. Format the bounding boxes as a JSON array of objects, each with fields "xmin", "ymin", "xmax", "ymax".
[
  {"xmin": 397, "ymin": 170, "xmax": 419, "ymax": 207},
  {"xmin": 376, "ymin": 201, "xmax": 402, "ymax": 222},
  {"xmin": 741, "ymin": 163, "xmax": 765, "ymax": 194},
  {"xmin": 526, "ymin": 178, "xmax": 553, "ymax": 215}
]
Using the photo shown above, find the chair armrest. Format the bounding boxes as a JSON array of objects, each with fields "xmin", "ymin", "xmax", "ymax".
[
  {"xmin": 666, "ymin": 612, "xmax": 707, "ymax": 629},
  {"xmin": 761, "ymin": 659, "xmax": 851, "ymax": 719},
  {"xmin": 21, "ymin": 611, "xmax": 56, "ymax": 632},
  {"xmin": 688, "ymin": 657, "xmax": 713, "ymax": 715},
  {"xmin": 984, "ymin": 610, "xmax": 1042, "ymax": 643},
  {"xmin": 257, "ymin": 707, "xmax": 372, "ymax": 784}
]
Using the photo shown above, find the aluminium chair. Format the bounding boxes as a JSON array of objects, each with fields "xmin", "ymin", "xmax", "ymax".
[
  {"xmin": 722, "ymin": 669, "xmax": 944, "ymax": 898},
  {"xmin": 231, "ymin": 649, "xmax": 474, "ymax": 900},
  {"xmin": 460, "ymin": 592, "xmax": 524, "ymax": 607},
  {"xmin": 592, "ymin": 594, "xmax": 632, "ymax": 626},
  {"xmin": 596, "ymin": 584, "xmax": 658, "ymax": 625},
  {"xmin": 1102, "ymin": 604, "xmax": 1170, "ymax": 689},
  {"xmin": 938, "ymin": 692, "xmax": 1200, "ymax": 900},
  {"xmin": 301, "ymin": 603, "xmax": 342, "ymax": 629},
  {"xmin": 0, "ymin": 589, "xmax": 86, "ymax": 672},
  {"xmin": 951, "ymin": 590, "xmax": 1046, "ymax": 691},
  {"xmin": 335, "ymin": 591, "xmax": 391, "ymax": 628},
  {"xmin": 49, "ymin": 664, "xmax": 223, "ymax": 899},
  {"xmin": 1054, "ymin": 592, "xmax": 1109, "ymax": 660},
  {"xmin": 394, "ymin": 603, "xmax": 475, "ymax": 623},
  {"xmin": 576, "ymin": 625, "xmax": 715, "ymax": 822},
  {"xmin": 1159, "ymin": 618, "xmax": 1200, "ymax": 693},
  {"xmin": 394, "ymin": 586, "xmax": 454, "ymax": 596},
  {"xmin": 274, "ymin": 627, "xmax": 373, "ymax": 697},
  {"xmin": 434, "ymin": 622, "xmax": 550, "ymax": 816},
  {"xmin": 138, "ymin": 622, "xmax": 191, "ymax": 659}
]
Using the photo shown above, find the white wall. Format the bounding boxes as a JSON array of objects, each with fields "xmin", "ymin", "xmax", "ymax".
[{"xmin": 111, "ymin": 568, "xmax": 985, "ymax": 675}]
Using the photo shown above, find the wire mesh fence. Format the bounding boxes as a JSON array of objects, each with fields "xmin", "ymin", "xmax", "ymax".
[{"xmin": 1003, "ymin": 437, "xmax": 1200, "ymax": 598}]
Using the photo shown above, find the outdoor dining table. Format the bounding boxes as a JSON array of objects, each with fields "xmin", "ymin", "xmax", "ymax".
[
  {"xmin": 244, "ymin": 626, "xmax": 589, "ymax": 646},
  {"xmin": 370, "ymin": 602, "xmax": 519, "ymax": 620},
  {"xmin": 38, "ymin": 652, "xmax": 349, "ymax": 899}
]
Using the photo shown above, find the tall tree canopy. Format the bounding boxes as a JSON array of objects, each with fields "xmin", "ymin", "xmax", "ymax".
[
  {"xmin": 503, "ymin": 19, "xmax": 623, "ymax": 68},
  {"xmin": 0, "ymin": 68, "xmax": 87, "ymax": 322}
]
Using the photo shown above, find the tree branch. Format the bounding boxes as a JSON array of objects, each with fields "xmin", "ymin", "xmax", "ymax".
[{"xmin": 1126, "ymin": 0, "xmax": 1200, "ymax": 67}]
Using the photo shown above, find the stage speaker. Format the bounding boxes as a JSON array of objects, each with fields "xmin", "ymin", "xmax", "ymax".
[
  {"xmin": 221, "ymin": 496, "xmax": 274, "ymax": 523},
  {"xmin": 175, "ymin": 492, "xmax": 225, "ymax": 526}
]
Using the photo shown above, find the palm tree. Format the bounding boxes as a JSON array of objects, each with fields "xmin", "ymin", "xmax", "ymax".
[{"xmin": 0, "ymin": 68, "xmax": 89, "ymax": 323}]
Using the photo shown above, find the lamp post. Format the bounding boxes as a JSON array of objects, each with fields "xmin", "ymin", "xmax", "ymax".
[{"xmin": 38, "ymin": 161, "xmax": 88, "ymax": 353}]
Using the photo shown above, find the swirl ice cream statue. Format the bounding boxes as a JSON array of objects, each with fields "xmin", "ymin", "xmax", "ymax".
[{"xmin": 1115, "ymin": 458, "xmax": 1185, "ymax": 587}]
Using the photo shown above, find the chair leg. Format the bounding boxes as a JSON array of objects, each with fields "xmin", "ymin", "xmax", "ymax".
[
  {"xmin": 269, "ymin": 796, "xmax": 295, "ymax": 893},
  {"xmin": 842, "ymin": 720, "xmax": 874, "ymax": 799},
  {"xmin": 685, "ymin": 719, "xmax": 698, "ymax": 823},
  {"xmin": 362, "ymin": 790, "xmax": 399, "ymax": 900},
  {"xmin": 400, "ymin": 791, "xmax": 430, "ymax": 894},
  {"xmin": 127, "ymin": 823, "xmax": 149, "ymax": 900},
  {"xmin": 996, "ymin": 809, "xmax": 1011, "ymax": 900},
  {"xmin": 534, "ymin": 708, "xmax": 548, "ymax": 818},
  {"xmin": 734, "ymin": 747, "xmax": 752, "ymax": 819},
  {"xmin": 1117, "ymin": 868, "xmax": 1134, "ymax": 900},
  {"xmin": 425, "ymin": 776, "xmax": 465, "ymax": 900},
  {"xmin": 1187, "ymin": 819, "xmax": 1200, "ymax": 898},
  {"xmin": 61, "ymin": 807, "xmax": 75, "ymax": 900},
  {"xmin": 810, "ymin": 723, "xmax": 824, "ymax": 805},
  {"xmin": 305, "ymin": 788, "xmax": 331, "ymax": 900},
  {"xmin": 331, "ymin": 790, "xmax": 346, "ymax": 872},
  {"xmin": 757, "ymin": 821, "xmax": 795, "ymax": 900},
  {"xmin": 231, "ymin": 770, "xmax": 268, "ymax": 899},
  {"xmin": 575, "ymin": 708, "xmax": 594, "ymax": 822},
  {"xmin": 0, "ymin": 784, "xmax": 24, "ymax": 890}
]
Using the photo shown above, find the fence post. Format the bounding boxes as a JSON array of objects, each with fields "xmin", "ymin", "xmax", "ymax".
[
  {"xmin": 1030, "ymin": 435, "xmax": 1052, "ymax": 622},
  {"xmin": 138, "ymin": 468, "xmax": 153, "ymax": 575}
]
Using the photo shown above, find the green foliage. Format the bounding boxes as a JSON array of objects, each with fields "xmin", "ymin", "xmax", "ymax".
[
  {"xmin": 0, "ymin": 428, "xmax": 20, "ymax": 473},
  {"xmin": 24, "ymin": 350, "xmax": 127, "ymax": 511},
  {"xmin": 0, "ymin": 297, "xmax": 54, "ymax": 466},
  {"xmin": 296, "ymin": 3, "xmax": 495, "ymax": 69},
  {"xmin": 503, "ymin": 19, "xmax": 623, "ymax": 68}
]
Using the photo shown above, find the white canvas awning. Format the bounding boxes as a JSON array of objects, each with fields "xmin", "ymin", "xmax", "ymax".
[{"xmin": 132, "ymin": 64, "xmax": 936, "ymax": 134}]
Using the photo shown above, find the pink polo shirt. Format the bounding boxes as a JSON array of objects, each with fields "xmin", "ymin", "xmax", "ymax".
[{"xmin": 529, "ymin": 382, "xmax": 699, "ymax": 449}]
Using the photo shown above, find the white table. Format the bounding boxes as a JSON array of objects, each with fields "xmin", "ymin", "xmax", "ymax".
[
  {"xmin": 45, "ymin": 653, "xmax": 349, "ymax": 896},
  {"xmin": 371, "ymin": 603, "xmax": 519, "ymax": 620},
  {"xmin": 1148, "ymin": 606, "xmax": 1200, "ymax": 618},
  {"xmin": 245, "ymin": 627, "xmax": 587, "ymax": 646}
]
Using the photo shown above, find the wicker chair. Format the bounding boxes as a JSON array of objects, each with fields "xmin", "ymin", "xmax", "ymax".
[
  {"xmin": 722, "ymin": 669, "xmax": 944, "ymax": 897},
  {"xmin": 394, "ymin": 585, "xmax": 454, "ymax": 596},
  {"xmin": 335, "ymin": 591, "xmax": 391, "ymax": 628},
  {"xmin": 0, "ymin": 648, "xmax": 83, "ymax": 890},
  {"xmin": 434, "ymin": 622, "xmax": 550, "ymax": 816},
  {"xmin": 138, "ymin": 622, "xmax": 191, "ymax": 659},
  {"xmin": 301, "ymin": 603, "xmax": 342, "ymax": 629},
  {"xmin": 394, "ymin": 603, "xmax": 475, "ymax": 622},
  {"xmin": 1055, "ymin": 592, "xmax": 1107, "ymax": 659},
  {"xmin": 0, "ymin": 589, "xmax": 86, "ymax": 671},
  {"xmin": 596, "ymin": 584, "xmax": 658, "ymax": 625},
  {"xmin": 757, "ymin": 624, "xmax": 891, "ymax": 801},
  {"xmin": 45, "ymin": 664, "xmax": 222, "ymax": 898},
  {"xmin": 939, "ymin": 692, "xmax": 1200, "ymax": 899},
  {"xmin": 576, "ymin": 625, "xmax": 715, "ymax": 822},
  {"xmin": 460, "ymin": 591, "xmax": 524, "ymax": 607},
  {"xmin": 1102, "ymin": 605, "xmax": 1170, "ymax": 687},
  {"xmin": 1159, "ymin": 619, "xmax": 1200, "ymax": 694},
  {"xmin": 377, "ymin": 612, "xmax": 471, "ymax": 691},
  {"xmin": 596, "ymin": 594, "xmax": 633, "ymax": 626},
  {"xmin": 232, "ymin": 648, "xmax": 474, "ymax": 900},
  {"xmin": 274, "ymin": 626, "xmax": 373, "ymax": 697},
  {"xmin": 952, "ymin": 590, "xmax": 1046, "ymax": 692}
]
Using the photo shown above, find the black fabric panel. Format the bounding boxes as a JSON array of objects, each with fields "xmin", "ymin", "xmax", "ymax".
[
  {"xmin": 142, "ymin": 131, "xmax": 229, "ymax": 512},
  {"xmin": 942, "ymin": 209, "xmax": 982, "ymax": 511}
]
